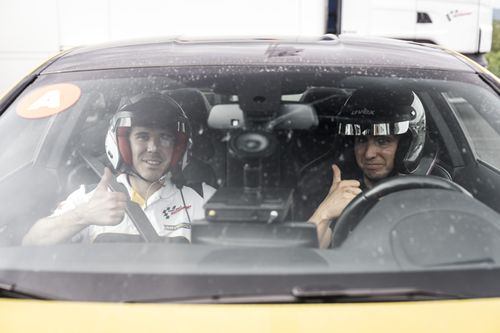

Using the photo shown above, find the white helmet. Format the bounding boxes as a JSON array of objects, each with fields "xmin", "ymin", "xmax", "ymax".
[{"xmin": 105, "ymin": 94, "xmax": 190, "ymax": 178}]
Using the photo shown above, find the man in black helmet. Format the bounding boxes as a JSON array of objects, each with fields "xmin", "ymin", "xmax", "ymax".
[
  {"xmin": 308, "ymin": 87, "xmax": 427, "ymax": 248},
  {"xmin": 23, "ymin": 94, "xmax": 215, "ymax": 245}
]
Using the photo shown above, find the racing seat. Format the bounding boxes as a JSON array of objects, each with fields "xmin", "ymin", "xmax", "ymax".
[
  {"xmin": 292, "ymin": 87, "xmax": 348, "ymax": 167},
  {"xmin": 64, "ymin": 115, "xmax": 111, "ymax": 195},
  {"xmin": 410, "ymin": 138, "xmax": 453, "ymax": 180},
  {"xmin": 164, "ymin": 88, "xmax": 214, "ymax": 162},
  {"xmin": 163, "ymin": 88, "xmax": 218, "ymax": 194}
]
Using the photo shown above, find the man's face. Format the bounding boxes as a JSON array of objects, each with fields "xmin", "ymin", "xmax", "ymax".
[
  {"xmin": 354, "ymin": 135, "xmax": 400, "ymax": 183},
  {"xmin": 129, "ymin": 126, "xmax": 175, "ymax": 182}
]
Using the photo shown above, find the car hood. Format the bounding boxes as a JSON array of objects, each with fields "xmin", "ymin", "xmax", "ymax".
[{"xmin": 2, "ymin": 297, "xmax": 500, "ymax": 332}]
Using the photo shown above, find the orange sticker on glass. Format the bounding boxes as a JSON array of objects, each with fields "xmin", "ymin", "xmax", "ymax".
[{"xmin": 16, "ymin": 83, "xmax": 81, "ymax": 119}]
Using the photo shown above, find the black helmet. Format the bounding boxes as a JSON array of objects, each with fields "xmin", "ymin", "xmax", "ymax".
[
  {"xmin": 105, "ymin": 93, "xmax": 190, "ymax": 177},
  {"xmin": 336, "ymin": 87, "xmax": 426, "ymax": 174}
]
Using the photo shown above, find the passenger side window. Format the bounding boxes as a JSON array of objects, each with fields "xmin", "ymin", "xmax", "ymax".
[
  {"xmin": 0, "ymin": 106, "xmax": 51, "ymax": 179},
  {"xmin": 444, "ymin": 92, "xmax": 500, "ymax": 169}
]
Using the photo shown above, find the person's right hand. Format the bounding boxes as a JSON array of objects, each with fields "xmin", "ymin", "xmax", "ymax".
[
  {"xmin": 310, "ymin": 164, "xmax": 362, "ymax": 223},
  {"xmin": 74, "ymin": 168, "xmax": 128, "ymax": 226}
]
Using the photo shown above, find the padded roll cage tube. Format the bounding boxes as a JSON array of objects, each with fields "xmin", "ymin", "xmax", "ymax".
[{"xmin": 78, "ymin": 151, "xmax": 162, "ymax": 242}]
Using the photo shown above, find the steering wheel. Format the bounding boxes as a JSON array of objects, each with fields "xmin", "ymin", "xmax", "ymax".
[{"xmin": 330, "ymin": 175, "xmax": 471, "ymax": 248}]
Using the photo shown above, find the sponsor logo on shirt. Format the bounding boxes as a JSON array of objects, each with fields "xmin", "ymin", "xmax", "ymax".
[
  {"xmin": 163, "ymin": 223, "xmax": 191, "ymax": 231},
  {"xmin": 162, "ymin": 205, "xmax": 192, "ymax": 220}
]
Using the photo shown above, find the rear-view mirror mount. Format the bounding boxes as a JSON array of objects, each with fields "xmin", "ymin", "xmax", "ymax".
[{"xmin": 207, "ymin": 103, "xmax": 318, "ymax": 131}]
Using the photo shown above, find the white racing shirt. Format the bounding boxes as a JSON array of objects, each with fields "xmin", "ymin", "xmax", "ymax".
[{"xmin": 52, "ymin": 174, "xmax": 215, "ymax": 242}]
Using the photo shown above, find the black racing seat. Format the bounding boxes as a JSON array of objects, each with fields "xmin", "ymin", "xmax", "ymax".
[
  {"xmin": 164, "ymin": 88, "xmax": 218, "ymax": 192},
  {"xmin": 300, "ymin": 87, "xmax": 348, "ymax": 122},
  {"xmin": 65, "ymin": 121, "xmax": 109, "ymax": 194},
  {"xmin": 291, "ymin": 87, "xmax": 348, "ymax": 167},
  {"xmin": 164, "ymin": 88, "xmax": 214, "ymax": 162}
]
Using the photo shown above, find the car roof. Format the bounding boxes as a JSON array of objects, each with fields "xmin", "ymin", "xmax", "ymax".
[{"xmin": 39, "ymin": 35, "xmax": 475, "ymax": 74}]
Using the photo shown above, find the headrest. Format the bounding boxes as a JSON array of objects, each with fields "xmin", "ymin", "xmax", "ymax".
[{"xmin": 164, "ymin": 88, "xmax": 211, "ymax": 131}]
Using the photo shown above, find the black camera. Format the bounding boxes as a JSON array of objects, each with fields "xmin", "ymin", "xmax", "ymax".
[
  {"xmin": 229, "ymin": 131, "xmax": 277, "ymax": 160},
  {"xmin": 203, "ymin": 102, "xmax": 317, "ymax": 224}
]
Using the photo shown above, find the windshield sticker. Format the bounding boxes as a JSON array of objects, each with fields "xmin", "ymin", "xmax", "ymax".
[{"xmin": 16, "ymin": 83, "xmax": 81, "ymax": 119}]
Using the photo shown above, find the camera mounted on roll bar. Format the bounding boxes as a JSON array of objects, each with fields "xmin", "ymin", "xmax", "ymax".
[{"xmin": 204, "ymin": 86, "xmax": 318, "ymax": 224}]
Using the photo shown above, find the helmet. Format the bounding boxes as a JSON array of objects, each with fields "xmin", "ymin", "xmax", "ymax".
[
  {"xmin": 105, "ymin": 93, "xmax": 190, "ymax": 177},
  {"xmin": 335, "ymin": 87, "xmax": 426, "ymax": 174}
]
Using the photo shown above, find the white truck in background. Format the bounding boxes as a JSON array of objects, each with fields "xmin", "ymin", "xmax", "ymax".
[
  {"xmin": 0, "ymin": 0, "xmax": 494, "ymax": 95},
  {"xmin": 330, "ymin": 0, "xmax": 493, "ymax": 65}
]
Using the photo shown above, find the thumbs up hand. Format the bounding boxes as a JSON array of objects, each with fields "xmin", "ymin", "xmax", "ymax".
[
  {"xmin": 315, "ymin": 164, "xmax": 362, "ymax": 222},
  {"xmin": 309, "ymin": 164, "xmax": 362, "ymax": 248},
  {"xmin": 74, "ymin": 168, "xmax": 128, "ymax": 226}
]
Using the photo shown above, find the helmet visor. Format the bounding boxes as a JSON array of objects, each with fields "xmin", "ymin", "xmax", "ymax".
[
  {"xmin": 111, "ymin": 111, "xmax": 187, "ymax": 134},
  {"xmin": 337, "ymin": 119, "xmax": 409, "ymax": 136}
]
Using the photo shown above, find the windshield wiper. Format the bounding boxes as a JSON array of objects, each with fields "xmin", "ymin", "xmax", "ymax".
[
  {"xmin": 133, "ymin": 286, "xmax": 464, "ymax": 304},
  {"xmin": 291, "ymin": 285, "xmax": 465, "ymax": 302},
  {"xmin": 426, "ymin": 257, "xmax": 495, "ymax": 267},
  {"xmin": 0, "ymin": 281, "xmax": 49, "ymax": 300}
]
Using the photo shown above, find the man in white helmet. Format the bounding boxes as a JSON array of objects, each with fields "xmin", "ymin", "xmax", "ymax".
[
  {"xmin": 23, "ymin": 94, "xmax": 215, "ymax": 245},
  {"xmin": 307, "ymin": 87, "xmax": 432, "ymax": 248}
]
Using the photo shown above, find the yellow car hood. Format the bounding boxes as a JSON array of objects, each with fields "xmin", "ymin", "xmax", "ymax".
[{"xmin": 1, "ymin": 297, "xmax": 499, "ymax": 332}]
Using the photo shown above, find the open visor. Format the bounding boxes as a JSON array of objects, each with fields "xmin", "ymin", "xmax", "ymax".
[
  {"xmin": 336, "ymin": 119, "xmax": 410, "ymax": 136},
  {"xmin": 111, "ymin": 111, "xmax": 187, "ymax": 134}
]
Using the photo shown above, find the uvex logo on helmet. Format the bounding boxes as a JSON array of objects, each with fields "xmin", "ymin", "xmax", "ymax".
[{"xmin": 351, "ymin": 108, "xmax": 375, "ymax": 116}]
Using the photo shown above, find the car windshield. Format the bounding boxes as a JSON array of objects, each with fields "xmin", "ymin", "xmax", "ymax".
[{"xmin": 1, "ymin": 60, "xmax": 500, "ymax": 302}]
